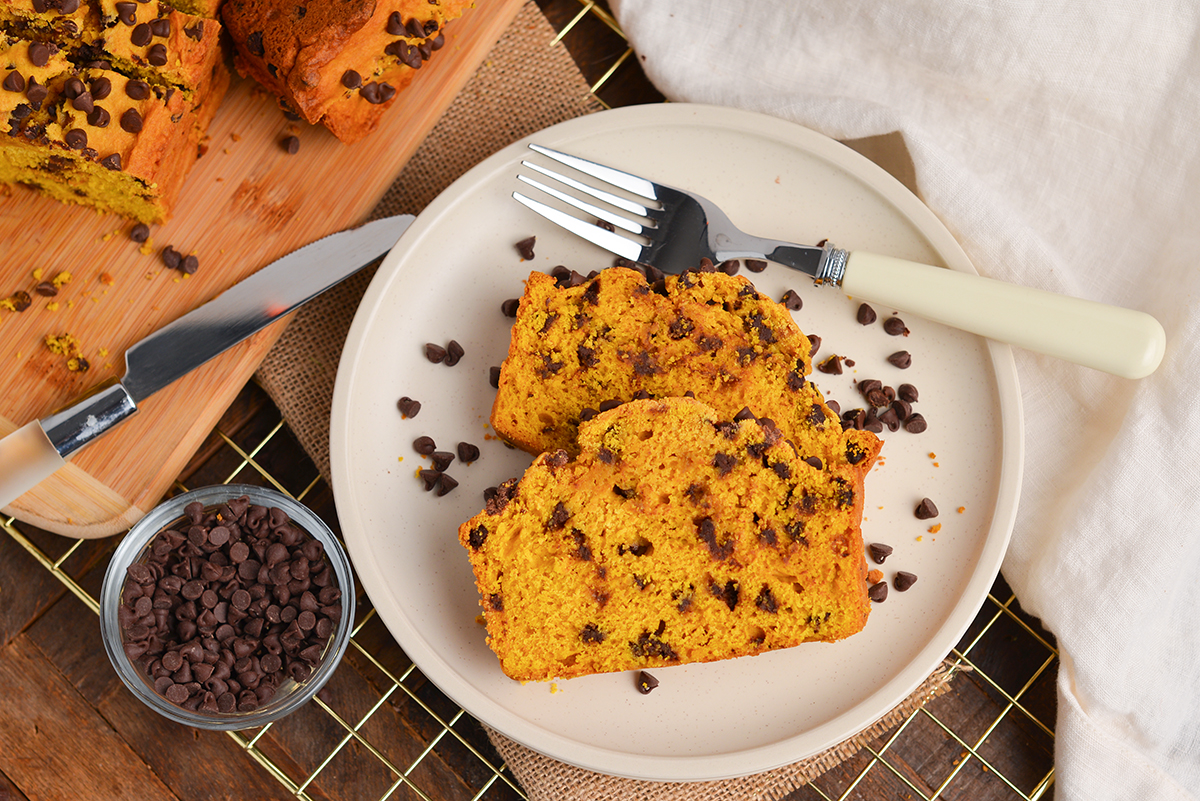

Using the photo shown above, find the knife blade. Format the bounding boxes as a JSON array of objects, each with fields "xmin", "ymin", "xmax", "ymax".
[{"xmin": 0, "ymin": 213, "xmax": 414, "ymax": 513}]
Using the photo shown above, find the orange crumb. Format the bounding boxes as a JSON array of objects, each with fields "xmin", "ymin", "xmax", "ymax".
[
  {"xmin": 916, "ymin": 535, "xmax": 924, "ymax": 542},
  {"xmin": 928, "ymin": 523, "xmax": 942, "ymax": 533},
  {"xmin": 100, "ymin": 272, "xmax": 115, "ymax": 285},
  {"xmin": 867, "ymin": 569, "xmax": 883, "ymax": 584},
  {"xmin": 932, "ymin": 461, "xmax": 939, "ymax": 467},
  {"xmin": 957, "ymin": 506, "xmax": 965, "ymax": 514},
  {"xmin": 928, "ymin": 452, "xmax": 937, "ymax": 459}
]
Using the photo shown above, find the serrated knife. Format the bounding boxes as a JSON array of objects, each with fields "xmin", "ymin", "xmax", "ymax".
[{"xmin": 0, "ymin": 213, "xmax": 414, "ymax": 513}]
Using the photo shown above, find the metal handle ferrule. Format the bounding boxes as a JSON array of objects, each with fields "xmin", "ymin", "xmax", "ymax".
[{"xmin": 40, "ymin": 381, "xmax": 138, "ymax": 459}]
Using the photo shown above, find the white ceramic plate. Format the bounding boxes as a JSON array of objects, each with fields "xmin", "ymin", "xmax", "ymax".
[{"xmin": 331, "ymin": 104, "xmax": 1023, "ymax": 782}]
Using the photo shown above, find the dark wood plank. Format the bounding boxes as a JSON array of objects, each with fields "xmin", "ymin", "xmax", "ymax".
[{"xmin": 0, "ymin": 635, "xmax": 179, "ymax": 801}]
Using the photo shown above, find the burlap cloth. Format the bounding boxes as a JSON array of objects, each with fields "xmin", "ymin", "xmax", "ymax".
[{"xmin": 256, "ymin": 3, "xmax": 961, "ymax": 797}]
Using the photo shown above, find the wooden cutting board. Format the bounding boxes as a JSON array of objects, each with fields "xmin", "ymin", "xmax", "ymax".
[{"xmin": 0, "ymin": 0, "xmax": 526, "ymax": 539}]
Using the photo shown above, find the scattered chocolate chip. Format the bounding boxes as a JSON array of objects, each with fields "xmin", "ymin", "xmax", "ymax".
[
  {"xmin": 281, "ymin": 135, "xmax": 299, "ymax": 154},
  {"xmin": 887, "ymin": 351, "xmax": 912, "ymax": 369},
  {"xmin": 515, "ymin": 236, "xmax": 536, "ymax": 260},
  {"xmin": 444, "ymin": 339, "xmax": 464, "ymax": 366},
  {"xmin": 634, "ymin": 670, "xmax": 659, "ymax": 694},
  {"xmin": 418, "ymin": 467, "xmax": 442, "ymax": 491},
  {"xmin": 436, "ymin": 475, "xmax": 458, "ymax": 496},
  {"xmin": 489, "ymin": 365, "xmax": 501, "ymax": 388},
  {"xmin": 457, "ymin": 442, "xmax": 480, "ymax": 463},
  {"xmin": 33, "ymin": 282, "xmax": 57, "ymax": 297},
  {"xmin": 856, "ymin": 303, "xmax": 877, "ymax": 325},
  {"xmin": 817, "ymin": 354, "xmax": 843, "ymax": 375},
  {"xmin": 898, "ymin": 383, "xmax": 919, "ymax": 403},
  {"xmin": 894, "ymin": 571, "xmax": 918, "ymax": 592},
  {"xmin": 501, "ymin": 298, "xmax": 519, "ymax": 317},
  {"xmin": 341, "ymin": 69, "xmax": 362, "ymax": 89},
  {"xmin": 430, "ymin": 451, "xmax": 454, "ymax": 472},
  {"xmin": 180, "ymin": 254, "xmax": 199, "ymax": 275},
  {"xmin": 396, "ymin": 397, "xmax": 421, "ymax": 418},
  {"xmin": 878, "ymin": 406, "xmax": 901, "ymax": 432},
  {"xmin": 914, "ymin": 498, "xmax": 939, "ymax": 519},
  {"xmin": 868, "ymin": 543, "xmax": 893, "ymax": 564},
  {"xmin": 868, "ymin": 581, "xmax": 889, "ymax": 602},
  {"xmin": 424, "ymin": 343, "xmax": 447, "ymax": 363},
  {"xmin": 160, "ymin": 245, "xmax": 181, "ymax": 269},
  {"xmin": 743, "ymin": 258, "xmax": 767, "ymax": 273},
  {"xmin": 130, "ymin": 222, "xmax": 150, "ymax": 243},
  {"xmin": 904, "ymin": 413, "xmax": 927, "ymax": 433},
  {"xmin": 7, "ymin": 291, "xmax": 31, "ymax": 312},
  {"xmin": 413, "ymin": 436, "xmax": 436, "ymax": 455},
  {"xmin": 780, "ymin": 289, "xmax": 802, "ymax": 310},
  {"xmin": 884, "ymin": 316, "xmax": 909, "ymax": 336}
]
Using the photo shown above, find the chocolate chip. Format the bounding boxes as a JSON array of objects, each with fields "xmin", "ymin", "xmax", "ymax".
[
  {"xmin": 396, "ymin": 397, "xmax": 421, "ymax": 418},
  {"xmin": 115, "ymin": 1, "xmax": 137, "ymax": 24},
  {"xmin": 515, "ymin": 236, "xmax": 536, "ymax": 260},
  {"xmin": 914, "ymin": 498, "xmax": 939, "ymax": 519},
  {"xmin": 424, "ymin": 343, "xmax": 446, "ymax": 363},
  {"xmin": 636, "ymin": 670, "xmax": 659, "ymax": 694},
  {"xmin": 868, "ymin": 543, "xmax": 893, "ymax": 564},
  {"xmin": 160, "ymin": 245, "xmax": 181, "ymax": 269},
  {"xmin": 130, "ymin": 222, "xmax": 150, "ymax": 242},
  {"xmin": 341, "ymin": 69, "xmax": 362, "ymax": 89},
  {"xmin": 412, "ymin": 436, "xmax": 436, "ymax": 455},
  {"xmin": 898, "ymin": 383, "xmax": 919, "ymax": 403},
  {"xmin": 88, "ymin": 106, "xmax": 111, "ymax": 127},
  {"xmin": 34, "ymin": 282, "xmax": 57, "ymax": 297},
  {"xmin": 884, "ymin": 316, "xmax": 909, "ymax": 336},
  {"xmin": 868, "ymin": 581, "xmax": 888, "ymax": 602},
  {"xmin": 282, "ymin": 135, "xmax": 299, "ymax": 154},
  {"xmin": 131, "ymin": 22, "xmax": 152, "ymax": 46},
  {"xmin": 28, "ymin": 42, "xmax": 50, "ymax": 68},
  {"xmin": 894, "ymin": 571, "xmax": 918, "ymax": 592},
  {"xmin": 125, "ymin": 80, "xmax": 150, "ymax": 100},
  {"xmin": 444, "ymin": 340, "xmax": 464, "ymax": 366},
  {"xmin": 3, "ymin": 71, "xmax": 25, "ymax": 93},
  {"xmin": 904, "ymin": 413, "xmax": 927, "ymax": 433},
  {"xmin": 887, "ymin": 351, "xmax": 912, "ymax": 369},
  {"xmin": 419, "ymin": 468, "xmax": 441, "ymax": 491},
  {"xmin": 64, "ymin": 128, "xmax": 87, "ymax": 149},
  {"xmin": 500, "ymin": 297, "xmax": 519, "ymax": 317},
  {"xmin": 457, "ymin": 442, "xmax": 480, "ymax": 463},
  {"xmin": 147, "ymin": 43, "xmax": 167, "ymax": 66},
  {"xmin": 149, "ymin": 17, "xmax": 171, "ymax": 37},
  {"xmin": 430, "ymin": 451, "xmax": 454, "ymax": 472},
  {"xmin": 246, "ymin": 30, "xmax": 265, "ymax": 56},
  {"xmin": 120, "ymin": 107, "xmax": 143, "ymax": 133},
  {"xmin": 817, "ymin": 354, "xmax": 842, "ymax": 375},
  {"xmin": 386, "ymin": 10, "xmax": 405, "ymax": 35},
  {"xmin": 780, "ymin": 289, "xmax": 802, "ymax": 310},
  {"xmin": 856, "ymin": 303, "xmax": 877, "ymax": 325}
]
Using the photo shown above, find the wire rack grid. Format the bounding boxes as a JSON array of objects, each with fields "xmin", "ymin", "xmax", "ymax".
[{"xmin": 2, "ymin": 3, "xmax": 1058, "ymax": 799}]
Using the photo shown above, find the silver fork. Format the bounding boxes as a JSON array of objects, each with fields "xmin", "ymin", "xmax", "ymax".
[{"xmin": 513, "ymin": 144, "xmax": 1165, "ymax": 379}]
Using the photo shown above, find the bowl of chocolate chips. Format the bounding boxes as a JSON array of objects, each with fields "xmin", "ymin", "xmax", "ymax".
[{"xmin": 99, "ymin": 485, "xmax": 354, "ymax": 729}]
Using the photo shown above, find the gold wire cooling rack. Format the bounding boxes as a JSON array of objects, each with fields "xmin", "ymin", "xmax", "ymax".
[{"xmin": 2, "ymin": 3, "xmax": 1058, "ymax": 799}]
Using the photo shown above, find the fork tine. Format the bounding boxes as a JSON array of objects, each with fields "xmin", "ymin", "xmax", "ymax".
[
  {"xmin": 516, "ymin": 173, "xmax": 647, "ymax": 235},
  {"xmin": 512, "ymin": 192, "xmax": 644, "ymax": 262},
  {"xmin": 520, "ymin": 161, "xmax": 652, "ymax": 218},
  {"xmin": 528, "ymin": 144, "xmax": 659, "ymax": 201}
]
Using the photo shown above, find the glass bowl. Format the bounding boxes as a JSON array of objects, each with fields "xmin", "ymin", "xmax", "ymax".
[{"xmin": 99, "ymin": 484, "xmax": 355, "ymax": 730}]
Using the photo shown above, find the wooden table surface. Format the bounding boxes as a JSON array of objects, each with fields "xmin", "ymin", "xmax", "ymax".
[{"xmin": 0, "ymin": 3, "xmax": 1057, "ymax": 799}]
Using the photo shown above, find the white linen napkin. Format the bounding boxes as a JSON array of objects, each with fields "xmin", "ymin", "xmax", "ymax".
[{"xmin": 610, "ymin": 1, "xmax": 1200, "ymax": 798}]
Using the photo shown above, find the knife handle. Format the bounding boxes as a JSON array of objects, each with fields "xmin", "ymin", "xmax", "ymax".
[
  {"xmin": 0, "ymin": 421, "xmax": 66, "ymax": 513},
  {"xmin": 840, "ymin": 251, "xmax": 1166, "ymax": 379}
]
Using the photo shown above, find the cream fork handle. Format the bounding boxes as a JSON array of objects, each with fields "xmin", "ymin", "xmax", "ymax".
[{"xmin": 840, "ymin": 251, "xmax": 1166, "ymax": 379}]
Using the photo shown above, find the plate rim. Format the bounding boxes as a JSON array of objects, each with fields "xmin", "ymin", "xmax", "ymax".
[{"xmin": 330, "ymin": 102, "xmax": 1024, "ymax": 781}]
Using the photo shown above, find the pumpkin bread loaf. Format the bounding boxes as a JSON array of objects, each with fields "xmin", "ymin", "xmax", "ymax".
[
  {"xmin": 0, "ymin": 0, "xmax": 228, "ymax": 222},
  {"xmin": 221, "ymin": 0, "xmax": 474, "ymax": 143},
  {"xmin": 459, "ymin": 397, "xmax": 873, "ymax": 682}
]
